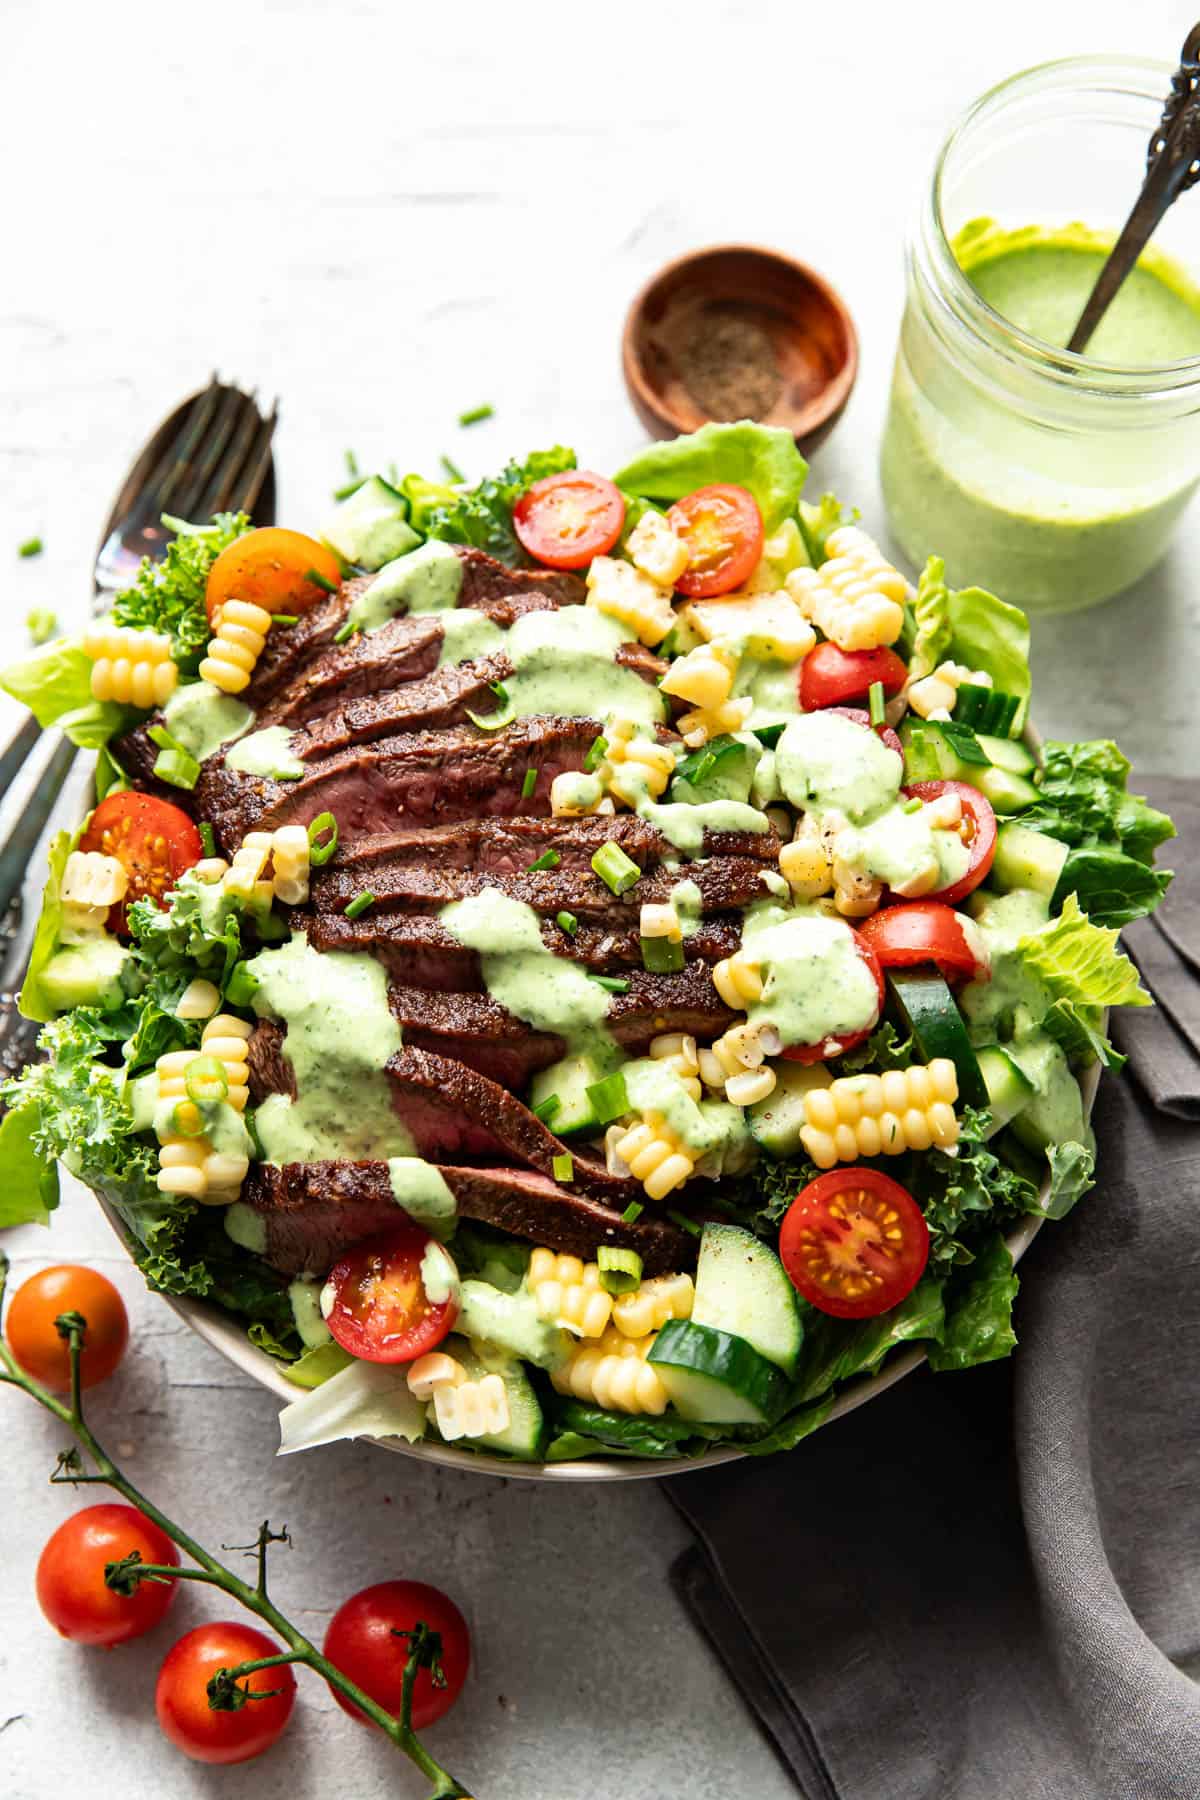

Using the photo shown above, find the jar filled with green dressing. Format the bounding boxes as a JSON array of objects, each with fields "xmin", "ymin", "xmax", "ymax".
[{"xmin": 881, "ymin": 57, "xmax": 1200, "ymax": 614}]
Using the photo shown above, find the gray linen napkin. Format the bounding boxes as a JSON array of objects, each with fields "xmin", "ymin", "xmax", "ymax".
[{"xmin": 667, "ymin": 776, "xmax": 1200, "ymax": 1800}]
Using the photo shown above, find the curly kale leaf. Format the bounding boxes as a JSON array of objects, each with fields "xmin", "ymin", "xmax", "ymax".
[
  {"xmin": 111, "ymin": 512, "xmax": 251, "ymax": 675},
  {"xmin": 424, "ymin": 447, "xmax": 576, "ymax": 566}
]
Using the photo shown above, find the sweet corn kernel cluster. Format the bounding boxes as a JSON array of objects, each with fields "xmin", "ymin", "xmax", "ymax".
[
  {"xmin": 648, "ymin": 1031, "xmax": 701, "ymax": 1101},
  {"xmin": 611, "ymin": 1271, "xmax": 694, "ymax": 1339},
  {"xmin": 550, "ymin": 1327, "xmax": 668, "ymax": 1415},
  {"xmin": 779, "ymin": 817, "xmax": 833, "ymax": 900},
  {"xmin": 677, "ymin": 693, "xmax": 753, "ymax": 749},
  {"xmin": 84, "ymin": 626, "xmax": 178, "ymax": 707},
  {"xmin": 685, "ymin": 593, "xmax": 815, "ymax": 662},
  {"xmin": 608, "ymin": 1112, "xmax": 696, "ymax": 1199},
  {"xmin": 527, "ymin": 1248, "xmax": 613, "ymax": 1338},
  {"xmin": 605, "ymin": 720, "xmax": 676, "ymax": 808},
  {"xmin": 432, "ymin": 1372, "xmax": 511, "ymax": 1442},
  {"xmin": 585, "ymin": 555, "xmax": 675, "ymax": 646},
  {"xmin": 786, "ymin": 527, "xmax": 906, "ymax": 651},
  {"xmin": 907, "ymin": 661, "xmax": 992, "ymax": 722},
  {"xmin": 660, "ymin": 642, "xmax": 738, "ymax": 712},
  {"xmin": 207, "ymin": 827, "xmax": 312, "ymax": 909},
  {"xmin": 700, "ymin": 1019, "xmax": 778, "ymax": 1108},
  {"xmin": 626, "ymin": 510, "xmax": 690, "ymax": 588},
  {"xmin": 199, "ymin": 598, "xmax": 273, "ymax": 695},
  {"xmin": 712, "ymin": 950, "xmax": 764, "ymax": 1011},
  {"xmin": 406, "ymin": 1353, "xmax": 466, "ymax": 1401},
  {"xmin": 799, "ymin": 1059, "xmax": 960, "ymax": 1169},
  {"xmin": 60, "ymin": 850, "xmax": 128, "ymax": 939},
  {"xmin": 154, "ymin": 1016, "xmax": 254, "ymax": 1203}
]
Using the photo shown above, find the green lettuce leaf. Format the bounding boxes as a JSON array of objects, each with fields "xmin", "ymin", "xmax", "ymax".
[
  {"xmin": 793, "ymin": 1275, "xmax": 947, "ymax": 1402},
  {"xmin": 0, "ymin": 639, "xmax": 131, "ymax": 749},
  {"xmin": 277, "ymin": 1358, "xmax": 427, "ymax": 1453},
  {"xmin": 1038, "ymin": 1140, "xmax": 1097, "ymax": 1220},
  {"xmin": 1019, "ymin": 894, "xmax": 1151, "ymax": 1012},
  {"xmin": 19, "ymin": 829, "xmax": 74, "ymax": 1024},
  {"xmin": 424, "ymin": 447, "xmax": 577, "ymax": 566},
  {"xmin": 111, "ymin": 512, "xmax": 250, "ymax": 675},
  {"xmin": 797, "ymin": 491, "xmax": 859, "ymax": 564},
  {"xmin": 549, "ymin": 1399, "xmax": 733, "ymax": 1459},
  {"xmin": 908, "ymin": 555, "xmax": 954, "ymax": 679},
  {"xmin": 739, "ymin": 1394, "xmax": 835, "ymax": 1456},
  {"xmin": 946, "ymin": 584, "xmax": 1031, "ymax": 727},
  {"xmin": 1022, "ymin": 739, "xmax": 1176, "ymax": 866},
  {"xmin": 280, "ymin": 1342, "xmax": 354, "ymax": 1388},
  {"xmin": 926, "ymin": 1232, "xmax": 1019, "ymax": 1371},
  {"xmin": 1054, "ymin": 847, "xmax": 1171, "ymax": 930},
  {"xmin": 615, "ymin": 422, "xmax": 807, "ymax": 532},
  {"xmin": 0, "ymin": 1100, "xmax": 60, "ymax": 1227}
]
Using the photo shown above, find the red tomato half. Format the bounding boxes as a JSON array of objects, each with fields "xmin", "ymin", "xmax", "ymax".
[
  {"xmin": 323, "ymin": 1226, "xmax": 460, "ymax": 1364},
  {"xmin": 799, "ymin": 644, "xmax": 908, "ymax": 712},
  {"xmin": 513, "ymin": 471, "xmax": 625, "ymax": 569},
  {"xmin": 156, "ymin": 1622, "xmax": 296, "ymax": 1765},
  {"xmin": 668, "ymin": 484, "xmax": 764, "ymax": 597},
  {"xmin": 780, "ymin": 933, "xmax": 885, "ymax": 1066},
  {"xmin": 858, "ymin": 901, "xmax": 989, "ymax": 984},
  {"xmin": 901, "ymin": 780, "xmax": 997, "ymax": 905},
  {"xmin": 205, "ymin": 527, "xmax": 341, "ymax": 625},
  {"xmin": 36, "ymin": 1504, "xmax": 179, "ymax": 1647},
  {"xmin": 825, "ymin": 705, "xmax": 904, "ymax": 761},
  {"xmin": 79, "ymin": 791, "xmax": 203, "ymax": 931},
  {"xmin": 779, "ymin": 1169, "xmax": 929, "ymax": 1319},
  {"xmin": 324, "ymin": 1580, "xmax": 470, "ymax": 1731},
  {"xmin": 6, "ymin": 1264, "xmax": 128, "ymax": 1391}
]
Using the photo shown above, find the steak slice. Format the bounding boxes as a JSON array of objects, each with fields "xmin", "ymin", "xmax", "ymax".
[
  {"xmin": 307, "ymin": 909, "xmax": 742, "ymax": 990},
  {"xmin": 194, "ymin": 717, "xmax": 604, "ymax": 853},
  {"xmin": 329, "ymin": 813, "xmax": 776, "ymax": 878},
  {"xmin": 236, "ymin": 1159, "xmax": 693, "ymax": 1279},
  {"xmin": 257, "ymin": 613, "xmax": 446, "ymax": 726},
  {"xmin": 242, "ymin": 581, "xmax": 360, "ymax": 710},
  {"xmin": 455, "ymin": 547, "xmax": 585, "ymax": 613},
  {"xmin": 246, "ymin": 1021, "xmax": 296, "ymax": 1104},
  {"xmin": 389, "ymin": 966, "xmax": 733, "ymax": 1089},
  {"xmin": 292, "ymin": 654, "xmax": 516, "ymax": 758}
]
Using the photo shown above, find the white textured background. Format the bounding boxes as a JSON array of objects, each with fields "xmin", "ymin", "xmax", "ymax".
[{"xmin": 1, "ymin": 2, "xmax": 1195, "ymax": 1795}]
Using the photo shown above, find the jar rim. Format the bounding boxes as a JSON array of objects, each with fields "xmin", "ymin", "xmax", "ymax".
[{"xmin": 926, "ymin": 53, "xmax": 1200, "ymax": 390}]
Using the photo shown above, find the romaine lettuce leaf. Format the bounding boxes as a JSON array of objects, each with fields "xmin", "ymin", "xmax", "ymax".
[
  {"xmin": 0, "ymin": 639, "xmax": 131, "ymax": 749},
  {"xmin": 946, "ymin": 584, "xmax": 1031, "ymax": 727},
  {"xmin": 908, "ymin": 555, "xmax": 954, "ymax": 679},
  {"xmin": 0, "ymin": 1100, "xmax": 59, "ymax": 1227},
  {"xmin": 1018, "ymin": 894, "xmax": 1151, "ymax": 1012},
  {"xmin": 926, "ymin": 1232, "xmax": 1019, "ymax": 1371},
  {"xmin": 797, "ymin": 491, "xmax": 859, "ymax": 564},
  {"xmin": 277, "ymin": 1358, "xmax": 426, "ymax": 1454},
  {"xmin": 19, "ymin": 829, "xmax": 74, "ymax": 1024},
  {"xmin": 1054, "ymin": 847, "xmax": 1171, "ymax": 930},
  {"xmin": 738, "ymin": 1394, "xmax": 835, "ymax": 1456},
  {"xmin": 792, "ymin": 1274, "xmax": 947, "ymax": 1402},
  {"xmin": 615, "ymin": 422, "xmax": 807, "ymax": 532}
]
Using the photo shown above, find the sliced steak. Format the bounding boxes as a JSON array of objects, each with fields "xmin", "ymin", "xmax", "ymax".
[
  {"xmin": 257, "ymin": 613, "xmax": 446, "ymax": 727},
  {"xmin": 194, "ymin": 717, "xmax": 604, "ymax": 852},
  {"xmin": 389, "ymin": 966, "xmax": 733, "ymax": 1088},
  {"xmin": 455, "ymin": 547, "xmax": 585, "ymax": 613},
  {"xmin": 246, "ymin": 1021, "xmax": 295, "ymax": 1104},
  {"xmin": 307, "ymin": 909, "xmax": 742, "ymax": 990},
  {"xmin": 330, "ymin": 813, "xmax": 775, "ymax": 878},
  {"xmin": 242, "ymin": 581, "xmax": 360, "ymax": 710},
  {"xmin": 236, "ymin": 1159, "xmax": 693, "ymax": 1278},
  {"xmin": 292, "ymin": 654, "xmax": 516, "ymax": 758}
]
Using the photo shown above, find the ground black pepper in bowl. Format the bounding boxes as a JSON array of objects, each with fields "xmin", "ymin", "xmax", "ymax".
[{"xmin": 674, "ymin": 303, "xmax": 784, "ymax": 422}]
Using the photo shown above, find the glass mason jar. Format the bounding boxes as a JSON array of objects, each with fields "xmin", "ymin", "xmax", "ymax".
[{"xmin": 880, "ymin": 56, "xmax": 1200, "ymax": 615}]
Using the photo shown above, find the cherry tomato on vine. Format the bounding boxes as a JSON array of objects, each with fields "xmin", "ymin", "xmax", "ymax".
[
  {"xmin": 36, "ymin": 1504, "xmax": 179, "ymax": 1646},
  {"xmin": 6, "ymin": 1264, "xmax": 128, "ymax": 1391},
  {"xmin": 780, "ymin": 933, "xmax": 884, "ymax": 1065},
  {"xmin": 668, "ymin": 484, "xmax": 764, "ymax": 597},
  {"xmin": 324, "ymin": 1580, "xmax": 470, "ymax": 1731},
  {"xmin": 155, "ymin": 1621, "xmax": 296, "ymax": 1764},
  {"xmin": 858, "ymin": 901, "xmax": 989, "ymax": 984},
  {"xmin": 779, "ymin": 1169, "xmax": 930, "ymax": 1319},
  {"xmin": 901, "ymin": 780, "xmax": 997, "ymax": 905},
  {"xmin": 205, "ymin": 527, "xmax": 341, "ymax": 625},
  {"xmin": 799, "ymin": 643, "xmax": 908, "ymax": 712},
  {"xmin": 79, "ymin": 791, "xmax": 202, "ymax": 930},
  {"xmin": 512, "ymin": 471, "xmax": 625, "ymax": 569},
  {"xmin": 323, "ymin": 1227, "xmax": 460, "ymax": 1364}
]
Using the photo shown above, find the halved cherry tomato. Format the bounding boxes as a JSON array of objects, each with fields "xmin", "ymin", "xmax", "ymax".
[
  {"xmin": 79, "ymin": 791, "xmax": 203, "ymax": 931},
  {"xmin": 324, "ymin": 1580, "xmax": 470, "ymax": 1731},
  {"xmin": 779, "ymin": 1169, "xmax": 929, "ymax": 1319},
  {"xmin": 901, "ymin": 780, "xmax": 997, "ymax": 905},
  {"xmin": 205, "ymin": 527, "xmax": 341, "ymax": 625},
  {"xmin": 513, "ymin": 471, "xmax": 625, "ymax": 570},
  {"xmin": 780, "ymin": 932, "xmax": 885, "ymax": 1065},
  {"xmin": 6, "ymin": 1264, "xmax": 128, "ymax": 1391},
  {"xmin": 799, "ymin": 644, "xmax": 908, "ymax": 712},
  {"xmin": 825, "ymin": 704, "xmax": 904, "ymax": 760},
  {"xmin": 37, "ymin": 1504, "xmax": 179, "ymax": 1646},
  {"xmin": 858, "ymin": 901, "xmax": 989, "ymax": 984},
  {"xmin": 156, "ymin": 1622, "xmax": 296, "ymax": 1764},
  {"xmin": 668, "ymin": 484, "xmax": 764, "ymax": 597},
  {"xmin": 323, "ymin": 1225, "xmax": 460, "ymax": 1364}
]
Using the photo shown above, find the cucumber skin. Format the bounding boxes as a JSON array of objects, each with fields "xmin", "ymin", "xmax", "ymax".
[
  {"xmin": 648, "ymin": 1319, "xmax": 789, "ymax": 1425},
  {"xmin": 692, "ymin": 1223, "xmax": 803, "ymax": 1376},
  {"xmin": 886, "ymin": 969, "xmax": 989, "ymax": 1109},
  {"xmin": 976, "ymin": 1045, "xmax": 1036, "ymax": 1137}
]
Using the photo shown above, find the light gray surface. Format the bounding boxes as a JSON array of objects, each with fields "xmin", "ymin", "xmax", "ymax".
[{"xmin": 0, "ymin": 2, "xmax": 1194, "ymax": 1796}]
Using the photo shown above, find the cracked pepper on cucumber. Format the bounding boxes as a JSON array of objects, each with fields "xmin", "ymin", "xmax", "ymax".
[{"xmin": 0, "ymin": 423, "xmax": 1174, "ymax": 1463}]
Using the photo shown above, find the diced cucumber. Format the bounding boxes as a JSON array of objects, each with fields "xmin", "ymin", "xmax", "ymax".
[
  {"xmin": 991, "ymin": 822, "xmax": 1070, "ymax": 900},
  {"xmin": 322, "ymin": 476, "xmax": 421, "ymax": 570},
  {"xmin": 436, "ymin": 1335, "xmax": 547, "ymax": 1460},
  {"xmin": 39, "ymin": 938, "xmax": 130, "ymax": 1013},
  {"xmin": 692, "ymin": 1223, "xmax": 803, "ymax": 1375},
  {"xmin": 900, "ymin": 718, "xmax": 987, "ymax": 783},
  {"xmin": 953, "ymin": 685, "xmax": 1020, "ymax": 736},
  {"xmin": 1005, "ymin": 1037, "xmax": 1089, "ymax": 1156},
  {"xmin": 748, "ymin": 1061, "xmax": 833, "ymax": 1158},
  {"xmin": 976, "ymin": 733, "xmax": 1036, "ymax": 776},
  {"xmin": 647, "ymin": 1319, "xmax": 789, "ymax": 1425},
  {"xmin": 529, "ymin": 1052, "xmax": 603, "ymax": 1135},
  {"xmin": 886, "ymin": 969, "xmax": 988, "ymax": 1108},
  {"xmin": 974, "ymin": 764, "xmax": 1039, "ymax": 814},
  {"xmin": 976, "ymin": 1045, "xmax": 1036, "ymax": 1138}
]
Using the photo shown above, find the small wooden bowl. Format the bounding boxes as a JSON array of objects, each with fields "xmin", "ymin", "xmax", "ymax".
[{"xmin": 622, "ymin": 244, "xmax": 858, "ymax": 455}]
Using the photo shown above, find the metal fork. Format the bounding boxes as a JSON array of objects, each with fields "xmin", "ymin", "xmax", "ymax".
[{"xmin": 0, "ymin": 379, "xmax": 277, "ymax": 1055}]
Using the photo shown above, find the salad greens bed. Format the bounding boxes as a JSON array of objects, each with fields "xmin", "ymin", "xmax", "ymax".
[{"xmin": 0, "ymin": 421, "xmax": 1173, "ymax": 1464}]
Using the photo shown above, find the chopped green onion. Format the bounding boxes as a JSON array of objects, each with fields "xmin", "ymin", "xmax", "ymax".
[
  {"xmin": 344, "ymin": 890, "xmax": 376, "ymax": 920},
  {"xmin": 332, "ymin": 478, "xmax": 364, "ymax": 502},
  {"xmin": 597, "ymin": 1246, "xmax": 643, "ymax": 1294},
  {"xmin": 675, "ymin": 737, "xmax": 742, "ymax": 787},
  {"xmin": 937, "ymin": 719, "xmax": 990, "ymax": 765},
  {"xmin": 552, "ymin": 1153, "xmax": 574, "ymax": 1183},
  {"xmin": 868, "ymin": 680, "xmax": 886, "ymax": 727},
  {"xmin": 272, "ymin": 613, "xmax": 299, "ymax": 627},
  {"xmin": 641, "ymin": 934, "xmax": 685, "ymax": 974},
  {"xmin": 555, "ymin": 910, "xmax": 578, "ymax": 936},
  {"xmin": 17, "ymin": 536, "xmax": 43, "ymax": 558},
  {"xmin": 586, "ymin": 1071, "xmax": 629, "ymax": 1124},
  {"xmin": 225, "ymin": 961, "xmax": 260, "ymax": 1006},
  {"xmin": 591, "ymin": 974, "xmax": 630, "ymax": 994},
  {"xmin": 307, "ymin": 812, "xmax": 339, "ymax": 866},
  {"xmin": 333, "ymin": 621, "xmax": 360, "ymax": 645},
  {"xmin": 185, "ymin": 1055, "xmax": 229, "ymax": 1106},
  {"xmin": 667, "ymin": 1209, "xmax": 702, "ymax": 1238},
  {"xmin": 198, "ymin": 822, "xmax": 216, "ymax": 858},
  {"xmin": 521, "ymin": 768, "xmax": 537, "ymax": 799},
  {"xmin": 458, "ymin": 404, "xmax": 494, "ymax": 426},
  {"xmin": 903, "ymin": 797, "xmax": 923, "ymax": 814},
  {"xmin": 490, "ymin": 680, "xmax": 509, "ymax": 703},
  {"xmin": 148, "ymin": 725, "xmax": 200, "ymax": 791},
  {"xmin": 583, "ymin": 735, "xmax": 609, "ymax": 773},
  {"xmin": 304, "ymin": 566, "xmax": 338, "ymax": 595},
  {"xmin": 440, "ymin": 453, "xmax": 466, "ymax": 483},
  {"xmin": 172, "ymin": 1101, "xmax": 207, "ymax": 1138},
  {"xmin": 533, "ymin": 1093, "xmax": 561, "ymax": 1125},
  {"xmin": 753, "ymin": 722, "xmax": 786, "ymax": 749},
  {"xmin": 526, "ymin": 849, "xmax": 560, "ymax": 872},
  {"xmin": 620, "ymin": 1200, "xmax": 644, "ymax": 1225},
  {"xmin": 345, "ymin": 449, "xmax": 361, "ymax": 477},
  {"xmin": 25, "ymin": 607, "xmax": 57, "ymax": 644},
  {"xmin": 592, "ymin": 841, "xmax": 641, "ymax": 896}
]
